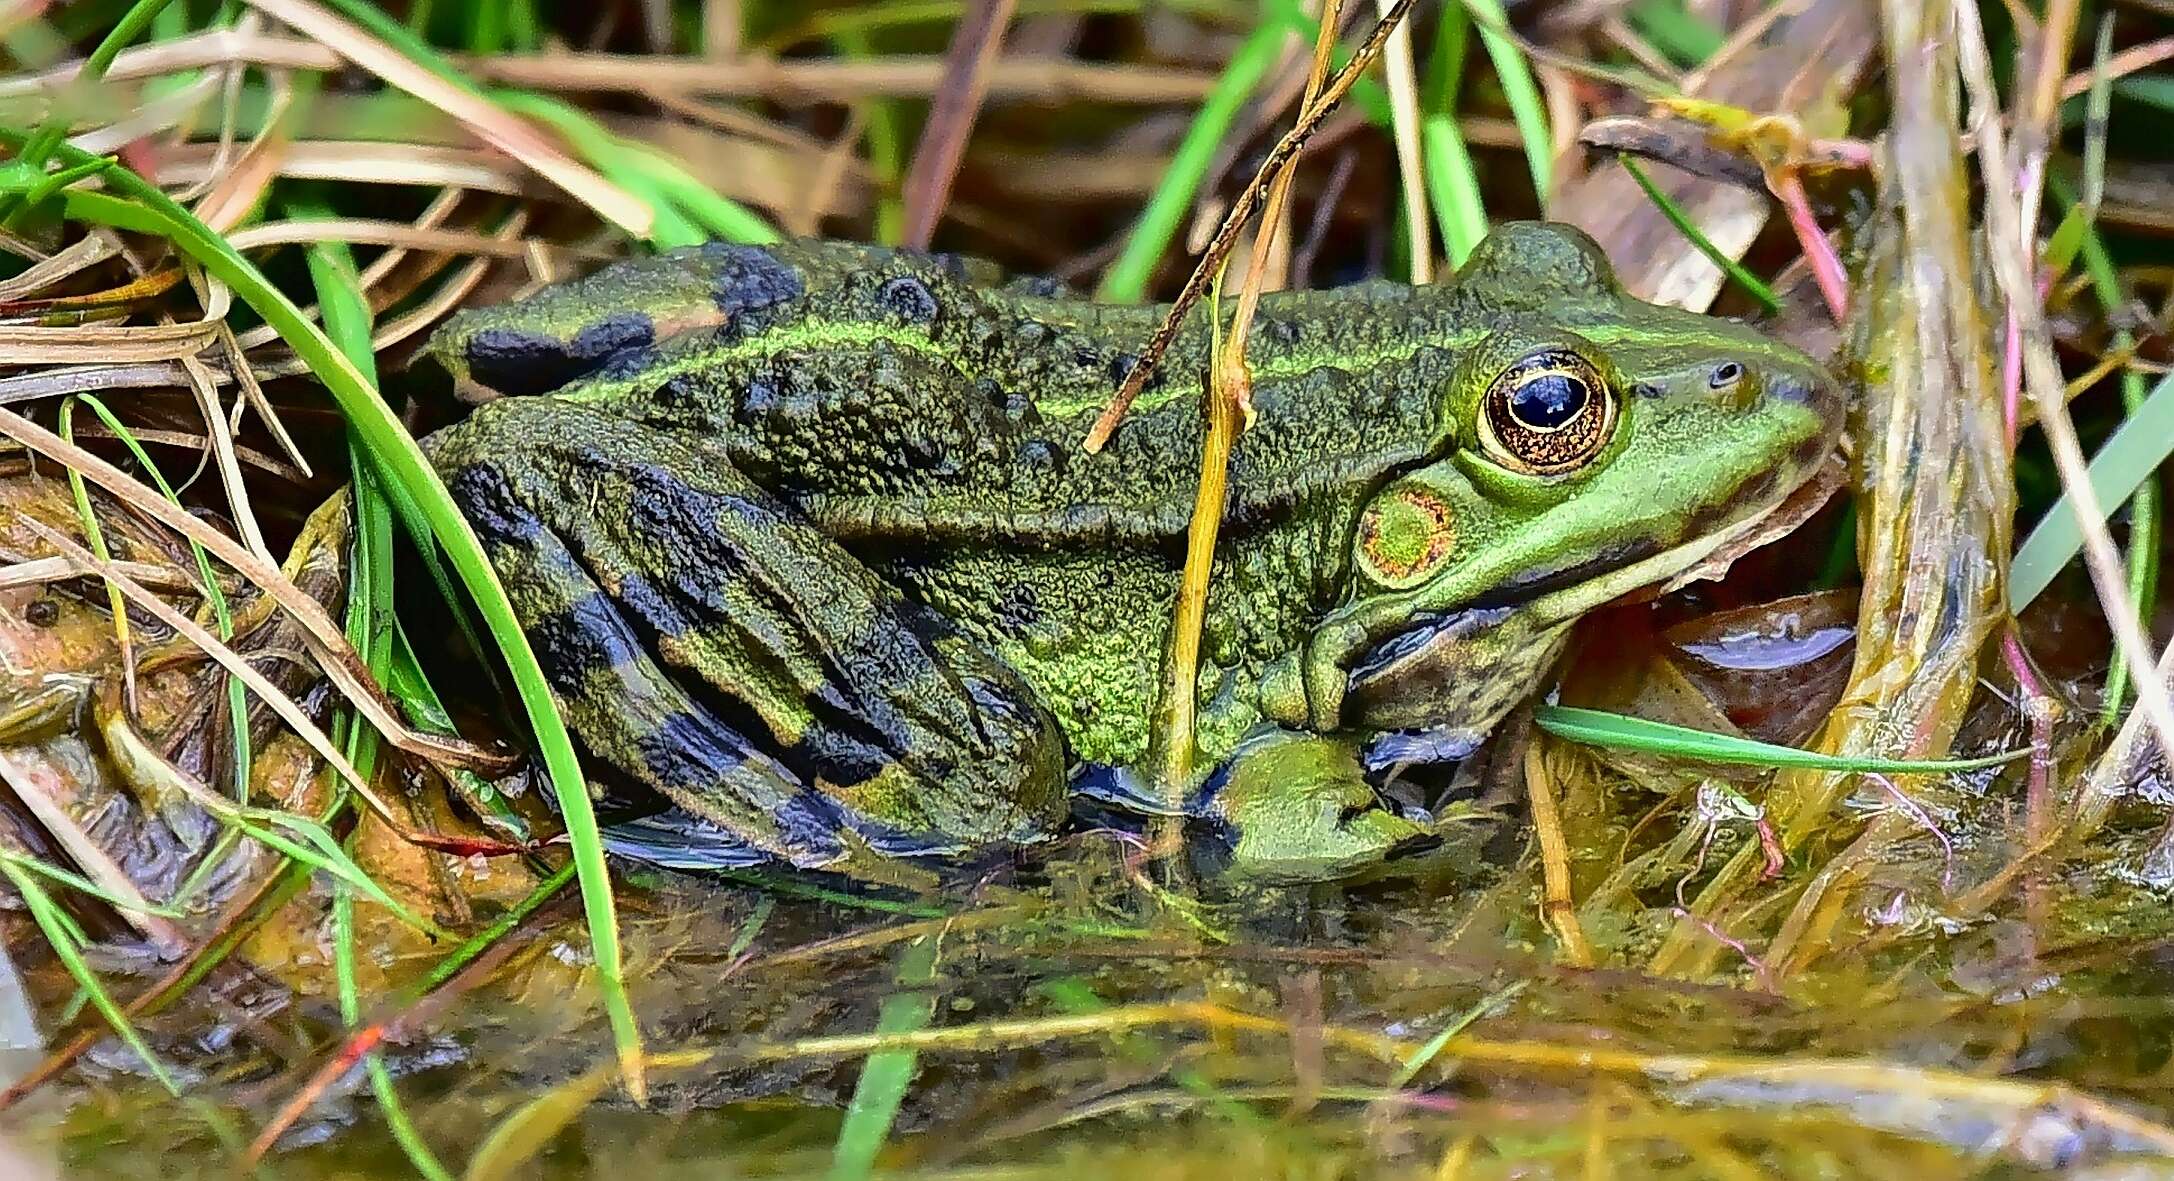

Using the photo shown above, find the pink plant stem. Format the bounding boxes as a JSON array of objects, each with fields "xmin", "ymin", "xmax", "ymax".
[
  {"xmin": 2001, "ymin": 629, "xmax": 2057, "ymax": 953},
  {"xmin": 1772, "ymin": 169, "xmax": 1849, "ymax": 322}
]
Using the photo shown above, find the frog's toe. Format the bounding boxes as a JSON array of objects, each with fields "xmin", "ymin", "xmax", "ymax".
[{"xmin": 600, "ymin": 808, "xmax": 775, "ymax": 871}]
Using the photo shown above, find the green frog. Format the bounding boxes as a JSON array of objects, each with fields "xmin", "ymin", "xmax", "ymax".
[{"xmin": 424, "ymin": 222, "xmax": 1842, "ymax": 882}]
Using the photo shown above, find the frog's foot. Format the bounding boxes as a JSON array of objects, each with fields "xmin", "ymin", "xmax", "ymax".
[
  {"xmin": 430, "ymin": 398, "xmax": 1069, "ymax": 870},
  {"xmin": 1197, "ymin": 728, "xmax": 1442, "ymax": 883},
  {"xmin": 1071, "ymin": 730, "xmax": 1441, "ymax": 883}
]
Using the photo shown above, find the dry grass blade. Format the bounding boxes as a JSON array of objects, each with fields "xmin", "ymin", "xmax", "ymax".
[
  {"xmin": 899, "ymin": 0, "xmax": 1017, "ymax": 249},
  {"xmin": 465, "ymin": 52, "xmax": 1217, "ymax": 104},
  {"xmin": 221, "ymin": 220, "xmax": 572, "ymax": 259},
  {"xmin": 1148, "ymin": 0, "xmax": 1345, "ymax": 803},
  {"xmin": 0, "ymin": 234, "xmax": 122, "ymax": 300},
  {"xmin": 2080, "ymin": 635, "xmax": 2174, "ymax": 836},
  {"xmin": 1375, "ymin": 0, "xmax": 1430, "ymax": 283},
  {"xmin": 152, "ymin": 141, "xmax": 544, "ymax": 198},
  {"xmin": 1523, "ymin": 741, "xmax": 1597, "ymax": 967},
  {"xmin": 236, "ymin": 0, "xmax": 652, "ymax": 237},
  {"xmin": 2056, "ymin": 34, "xmax": 2174, "ymax": 100},
  {"xmin": 0, "ymin": 746, "xmax": 187, "ymax": 955},
  {"xmin": 0, "ymin": 405, "xmax": 510, "ymax": 777},
  {"xmin": 178, "ymin": 356, "xmax": 273, "ymax": 564},
  {"xmin": 0, "ymin": 555, "xmax": 201, "ymax": 591},
  {"xmin": 0, "ymin": 321, "xmax": 221, "ymax": 366},
  {"xmin": 24, "ymin": 520, "xmax": 512, "ymax": 857}
]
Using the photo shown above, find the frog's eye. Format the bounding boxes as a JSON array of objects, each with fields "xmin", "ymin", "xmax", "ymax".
[{"xmin": 1476, "ymin": 349, "xmax": 1618, "ymax": 476}]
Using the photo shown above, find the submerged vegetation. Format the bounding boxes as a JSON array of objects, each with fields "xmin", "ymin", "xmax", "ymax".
[{"xmin": 0, "ymin": 0, "xmax": 2170, "ymax": 1176}]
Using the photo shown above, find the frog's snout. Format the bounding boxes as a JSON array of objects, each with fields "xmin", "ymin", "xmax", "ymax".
[{"xmin": 1765, "ymin": 366, "xmax": 1848, "ymax": 430}]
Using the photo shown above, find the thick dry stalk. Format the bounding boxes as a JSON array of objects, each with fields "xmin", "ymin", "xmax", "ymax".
[
  {"xmin": 1524, "ymin": 742, "xmax": 1597, "ymax": 968},
  {"xmin": 1651, "ymin": 0, "xmax": 2012, "ymax": 979},
  {"xmin": 1955, "ymin": 5, "xmax": 2174, "ymax": 785},
  {"xmin": 898, "ymin": 0, "xmax": 1016, "ymax": 249}
]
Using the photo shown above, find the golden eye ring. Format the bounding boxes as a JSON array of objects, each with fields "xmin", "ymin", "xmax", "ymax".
[{"xmin": 1475, "ymin": 349, "xmax": 1617, "ymax": 476}]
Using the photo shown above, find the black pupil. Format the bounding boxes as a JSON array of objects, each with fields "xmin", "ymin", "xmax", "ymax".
[
  {"xmin": 1711, "ymin": 361, "xmax": 1743, "ymax": 386},
  {"xmin": 1510, "ymin": 373, "xmax": 1589, "ymax": 429}
]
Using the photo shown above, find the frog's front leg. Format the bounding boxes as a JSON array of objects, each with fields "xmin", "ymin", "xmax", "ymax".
[{"xmin": 428, "ymin": 397, "xmax": 1068, "ymax": 868}]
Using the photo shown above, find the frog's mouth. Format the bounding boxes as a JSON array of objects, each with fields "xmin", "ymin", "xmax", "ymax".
[{"xmin": 1339, "ymin": 454, "xmax": 1844, "ymax": 736}]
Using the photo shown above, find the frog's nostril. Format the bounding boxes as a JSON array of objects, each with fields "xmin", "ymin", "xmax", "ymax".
[
  {"xmin": 1757, "ymin": 375, "xmax": 1806, "ymax": 406},
  {"xmin": 1384, "ymin": 831, "xmax": 1443, "ymax": 861}
]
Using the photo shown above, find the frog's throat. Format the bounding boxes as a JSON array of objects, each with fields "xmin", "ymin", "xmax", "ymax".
[{"xmin": 1300, "ymin": 494, "xmax": 1797, "ymax": 732}]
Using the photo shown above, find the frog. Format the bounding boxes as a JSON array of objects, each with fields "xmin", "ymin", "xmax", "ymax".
[{"xmin": 422, "ymin": 222, "xmax": 1844, "ymax": 883}]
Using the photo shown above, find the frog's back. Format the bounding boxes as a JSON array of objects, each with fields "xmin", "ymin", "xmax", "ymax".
[{"xmin": 431, "ymin": 239, "xmax": 1464, "ymax": 548}]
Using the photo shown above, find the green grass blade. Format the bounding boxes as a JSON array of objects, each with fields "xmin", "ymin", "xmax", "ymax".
[
  {"xmin": 1534, "ymin": 706, "xmax": 2027, "ymax": 773},
  {"xmin": 832, "ymin": 28, "xmax": 907, "ymax": 246},
  {"xmin": 230, "ymin": 807, "xmax": 433, "ymax": 933},
  {"xmin": 1462, "ymin": 0, "xmax": 1551, "ymax": 203},
  {"xmin": 0, "ymin": 848, "xmax": 186, "ymax": 918},
  {"xmin": 827, "ymin": 936, "xmax": 941, "ymax": 1181},
  {"xmin": 320, "ymin": 0, "xmax": 763, "ymax": 248},
  {"xmin": 1096, "ymin": 16, "xmax": 1284, "ymax": 301},
  {"xmin": 1039, "ymin": 978, "xmax": 1266, "ymax": 1126},
  {"xmin": 1418, "ymin": 3, "xmax": 1485, "ymax": 266},
  {"xmin": 11, "ymin": 0, "xmax": 176, "ymax": 177},
  {"xmin": 1388, "ymin": 981, "xmax": 1526, "ymax": 1089},
  {"xmin": 414, "ymin": 861, "xmax": 577, "ymax": 996},
  {"xmin": 1422, "ymin": 115, "xmax": 1488, "ymax": 267},
  {"xmin": 726, "ymin": 896, "xmax": 775, "ymax": 959},
  {"xmin": 2010, "ymin": 370, "xmax": 2174, "ymax": 613},
  {"xmin": 71, "ymin": 393, "xmax": 250, "ymax": 799},
  {"xmin": 1618, "ymin": 155, "xmax": 1779, "ymax": 312},
  {"xmin": 494, "ymin": 92, "xmax": 777, "ymax": 247},
  {"xmin": 54, "ymin": 402, "xmax": 132, "ymax": 674},
  {"xmin": 334, "ymin": 885, "xmax": 454, "ymax": 1181},
  {"xmin": 0, "ymin": 139, "xmax": 648, "ymax": 1100},
  {"xmin": 2114, "ymin": 76, "xmax": 2174, "ymax": 112},
  {"xmin": 1624, "ymin": 0, "xmax": 1722, "ymax": 67},
  {"xmin": 385, "ymin": 623, "xmax": 531, "ymax": 840},
  {"xmin": 0, "ymin": 859, "xmax": 179, "ymax": 1096}
]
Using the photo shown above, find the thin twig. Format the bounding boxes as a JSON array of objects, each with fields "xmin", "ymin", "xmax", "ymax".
[{"xmin": 1082, "ymin": 0, "xmax": 1417, "ymax": 452}]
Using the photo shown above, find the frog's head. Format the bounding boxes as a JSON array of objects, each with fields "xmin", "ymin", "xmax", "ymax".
[{"xmin": 1290, "ymin": 222, "xmax": 1845, "ymax": 744}]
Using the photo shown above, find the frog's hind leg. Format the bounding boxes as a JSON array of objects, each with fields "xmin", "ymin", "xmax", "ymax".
[{"xmin": 429, "ymin": 397, "xmax": 1069, "ymax": 869}]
